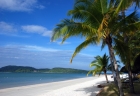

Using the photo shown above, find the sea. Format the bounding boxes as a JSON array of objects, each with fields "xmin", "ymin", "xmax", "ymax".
[{"xmin": 0, "ymin": 72, "xmax": 92, "ymax": 89}]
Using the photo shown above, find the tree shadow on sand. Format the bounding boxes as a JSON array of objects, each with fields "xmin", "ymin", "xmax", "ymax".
[{"xmin": 75, "ymin": 80, "xmax": 110, "ymax": 96}]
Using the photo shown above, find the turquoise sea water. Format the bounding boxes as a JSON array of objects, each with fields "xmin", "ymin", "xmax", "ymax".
[{"xmin": 0, "ymin": 73, "xmax": 90, "ymax": 89}]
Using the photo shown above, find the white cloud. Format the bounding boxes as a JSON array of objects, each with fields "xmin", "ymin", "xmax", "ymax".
[
  {"xmin": 0, "ymin": 21, "xmax": 17, "ymax": 34},
  {"xmin": 0, "ymin": 44, "xmax": 94, "ymax": 70},
  {"xmin": 22, "ymin": 25, "xmax": 52, "ymax": 37},
  {"xmin": 36, "ymin": 5, "xmax": 45, "ymax": 9},
  {"xmin": 21, "ymin": 45, "xmax": 60, "ymax": 52},
  {"xmin": 4, "ymin": 44, "xmax": 60, "ymax": 52},
  {"xmin": 0, "ymin": 0, "xmax": 45, "ymax": 12},
  {"xmin": 0, "ymin": 22, "xmax": 52, "ymax": 37}
]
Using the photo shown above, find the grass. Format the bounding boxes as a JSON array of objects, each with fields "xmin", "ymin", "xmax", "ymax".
[{"xmin": 97, "ymin": 82, "xmax": 140, "ymax": 96}]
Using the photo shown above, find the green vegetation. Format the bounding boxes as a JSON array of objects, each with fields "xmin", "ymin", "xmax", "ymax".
[
  {"xmin": 87, "ymin": 54, "xmax": 110, "ymax": 83},
  {"xmin": 0, "ymin": 65, "xmax": 88, "ymax": 73},
  {"xmin": 0, "ymin": 65, "xmax": 36, "ymax": 72},
  {"xmin": 49, "ymin": 67, "xmax": 88, "ymax": 73},
  {"xmin": 51, "ymin": 0, "xmax": 140, "ymax": 95},
  {"xmin": 98, "ymin": 83, "xmax": 140, "ymax": 96}
]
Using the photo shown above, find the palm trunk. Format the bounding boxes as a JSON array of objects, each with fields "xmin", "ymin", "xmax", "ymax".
[
  {"xmin": 123, "ymin": 36, "xmax": 135, "ymax": 93},
  {"xmin": 104, "ymin": 71, "xmax": 109, "ymax": 83},
  {"xmin": 121, "ymin": 9, "xmax": 135, "ymax": 94},
  {"xmin": 110, "ymin": 61, "xmax": 118, "ymax": 85},
  {"xmin": 106, "ymin": 36, "xmax": 124, "ymax": 96},
  {"xmin": 127, "ymin": 63, "xmax": 135, "ymax": 93}
]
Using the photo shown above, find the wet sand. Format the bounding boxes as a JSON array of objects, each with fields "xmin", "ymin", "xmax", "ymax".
[{"xmin": 0, "ymin": 75, "xmax": 113, "ymax": 96}]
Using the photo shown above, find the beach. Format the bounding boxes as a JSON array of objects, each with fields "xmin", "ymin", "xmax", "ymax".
[{"xmin": 0, "ymin": 75, "xmax": 113, "ymax": 96}]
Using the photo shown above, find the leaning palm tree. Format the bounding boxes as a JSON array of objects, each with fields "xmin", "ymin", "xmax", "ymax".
[
  {"xmin": 87, "ymin": 54, "xmax": 110, "ymax": 83},
  {"xmin": 51, "ymin": 0, "xmax": 125, "ymax": 95},
  {"xmin": 51, "ymin": 0, "xmax": 140, "ymax": 95}
]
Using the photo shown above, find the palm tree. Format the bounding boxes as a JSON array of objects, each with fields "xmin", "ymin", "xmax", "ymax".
[
  {"xmin": 113, "ymin": 9, "xmax": 140, "ymax": 93},
  {"xmin": 115, "ymin": 0, "xmax": 140, "ymax": 93},
  {"xmin": 51, "ymin": 0, "xmax": 125, "ymax": 95},
  {"xmin": 51, "ymin": 0, "xmax": 139, "ymax": 95},
  {"xmin": 87, "ymin": 54, "xmax": 110, "ymax": 83},
  {"xmin": 114, "ymin": 31, "xmax": 140, "ymax": 93},
  {"xmin": 51, "ymin": 0, "xmax": 126, "ymax": 95}
]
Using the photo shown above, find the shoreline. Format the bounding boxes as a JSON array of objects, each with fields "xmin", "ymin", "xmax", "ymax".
[
  {"xmin": 0, "ymin": 75, "xmax": 113, "ymax": 96},
  {"xmin": 0, "ymin": 72, "xmax": 92, "ymax": 89}
]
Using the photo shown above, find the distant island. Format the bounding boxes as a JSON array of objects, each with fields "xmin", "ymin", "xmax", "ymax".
[{"xmin": 0, "ymin": 65, "xmax": 88, "ymax": 73}]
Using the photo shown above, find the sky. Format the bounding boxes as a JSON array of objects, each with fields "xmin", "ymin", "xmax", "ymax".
[{"xmin": 0, "ymin": 0, "xmax": 134, "ymax": 70}]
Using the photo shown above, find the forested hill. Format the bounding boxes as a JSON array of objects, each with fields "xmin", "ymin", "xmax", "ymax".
[{"xmin": 0, "ymin": 65, "xmax": 88, "ymax": 73}]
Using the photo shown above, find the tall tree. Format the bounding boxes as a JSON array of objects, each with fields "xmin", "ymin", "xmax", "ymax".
[
  {"xmin": 87, "ymin": 54, "xmax": 110, "ymax": 83},
  {"xmin": 116, "ymin": 0, "xmax": 140, "ymax": 93},
  {"xmin": 51, "ymin": 0, "xmax": 139, "ymax": 95},
  {"xmin": 52, "ymin": 0, "xmax": 124, "ymax": 95},
  {"xmin": 114, "ymin": 11, "xmax": 140, "ymax": 93}
]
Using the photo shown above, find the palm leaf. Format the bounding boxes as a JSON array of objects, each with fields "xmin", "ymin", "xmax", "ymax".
[
  {"xmin": 70, "ymin": 36, "xmax": 98, "ymax": 63},
  {"xmin": 87, "ymin": 53, "xmax": 109, "ymax": 78}
]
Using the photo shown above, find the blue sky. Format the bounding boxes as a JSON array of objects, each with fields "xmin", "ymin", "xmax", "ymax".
[{"xmin": 0, "ymin": 0, "xmax": 132, "ymax": 70}]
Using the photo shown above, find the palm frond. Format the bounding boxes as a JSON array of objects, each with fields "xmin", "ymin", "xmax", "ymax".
[
  {"xmin": 101, "ymin": 40, "xmax": 106, "ymax": 50},
  {"xmin": 52, "ymin": 19, "xmax": 98, "ymax": 42},
  {"xmin": 113, "ymin": 0, "xmax": 132, "ymax": 16},
  {"xmin": 87, "ymin": 53, "xmax": 109, "ymax": 77},
  {"xmin": 89, "ymin": 63, "xmax": 101, "ymax": 68},
  {"xmin": 70, "ymin": 36, "xmax": 98, "ymax": 63}
]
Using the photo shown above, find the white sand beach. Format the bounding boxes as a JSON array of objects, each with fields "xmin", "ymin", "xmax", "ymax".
[{"xmin": 0, "ymin": 75, "xmax": 113, "ymax": 96}]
